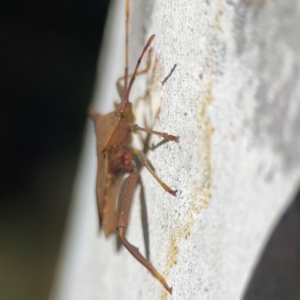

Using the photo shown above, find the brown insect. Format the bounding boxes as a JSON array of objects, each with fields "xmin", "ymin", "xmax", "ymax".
[{"xmin": 88, "ymin": 0, "xmax": 178, "ymax": 294}]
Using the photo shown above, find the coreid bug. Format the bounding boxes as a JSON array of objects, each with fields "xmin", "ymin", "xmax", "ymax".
[{"xmin": 88, "ymin": 0, "xmax": 178, "ymax": 294}]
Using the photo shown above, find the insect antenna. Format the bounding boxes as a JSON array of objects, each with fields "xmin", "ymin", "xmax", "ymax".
[
  {"xmin": 124, "ymin": 0, "xmax": 129, "ymax": 96},
  {"xmin": 126, "ymin": 34, "xmax": 155, "ymax": 101}
]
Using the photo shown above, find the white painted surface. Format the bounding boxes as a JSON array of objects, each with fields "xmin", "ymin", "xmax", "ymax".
[{"xmin": 51, "ymin": 0, "xmax": 300, "ymax": 299}]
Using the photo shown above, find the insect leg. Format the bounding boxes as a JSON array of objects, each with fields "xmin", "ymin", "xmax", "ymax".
[
  {"xmin": 132, "ymin": 124, "xmax": 179, "ymax": 142},
  {"xmin": 116, "ymin": 170, "xmax": 172, "ymax": 294},
  {"xmin": 136, "ymin": 150, "xmax": 177, "ymax": 196}
]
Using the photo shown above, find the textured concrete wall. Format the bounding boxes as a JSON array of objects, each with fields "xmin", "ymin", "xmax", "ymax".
[{"xmin": 51, "ymin": 0, "xmax": 300, "ymax": 299}]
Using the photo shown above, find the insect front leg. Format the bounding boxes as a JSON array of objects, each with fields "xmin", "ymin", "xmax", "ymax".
[{"xmin": 116, "ymin": 169, "xmax": 172, "ymax": 294}]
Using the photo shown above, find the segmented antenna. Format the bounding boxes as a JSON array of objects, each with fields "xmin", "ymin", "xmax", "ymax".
[
  {"xmin": 124, "ymin": 0, "xmax": 129, "ymax": 97},
  {"xmin": 126, "ymin": 34, "xmax": 155, "ymax": 100}
]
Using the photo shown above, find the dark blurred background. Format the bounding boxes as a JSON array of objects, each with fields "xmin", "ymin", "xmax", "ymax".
[
  {"xmin": 1, "ymin": 1, "xmax": 300, "ymax": 300},
  {"xmin": 0, "ymin": 1, "xmax": 110, "ymax": 299}
]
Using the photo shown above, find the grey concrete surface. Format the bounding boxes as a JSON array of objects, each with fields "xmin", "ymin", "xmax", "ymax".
[{"xmin": 50, "ymin": 0, "xmax": 300, "ymax": 299}]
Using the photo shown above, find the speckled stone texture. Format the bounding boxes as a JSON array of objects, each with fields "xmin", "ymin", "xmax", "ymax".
[{"xmin": 51, "ymin": 0, "xmax": 300, "ymax": 299}]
